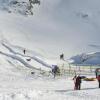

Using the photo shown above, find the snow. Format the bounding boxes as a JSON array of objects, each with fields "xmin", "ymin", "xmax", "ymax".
[
  {"xmin": 0, "ymin": 76, "xmax": 99, "ymax": 100},
  {"xmin": 0, "ymin": 41, "xmax": 99, "ymax": 100},
  {"xmin": 0, "ymin": 0, "xmax": 100, "ymax": 100},
  {"xmin": 0, "ymin": 0, "xmax": 100, "ymax": 58}
]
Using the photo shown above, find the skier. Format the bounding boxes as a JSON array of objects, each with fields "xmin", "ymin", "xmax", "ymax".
[
  {"xmin": 60, "ymin": 53, "xmax": 64, "ymax": 60},
  {"xmin": 97, "ymin": 75, "xmax": 100, "ymax": 88},
  {"xmin": 23, "ymin": 49, "xmax": 26, "ymax": 54},
  {"xmin": 75, "ymin": 75, "xmax": 82, "ymax": 90}
]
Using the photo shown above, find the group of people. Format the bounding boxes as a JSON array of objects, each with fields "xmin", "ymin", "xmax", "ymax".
[
  {"xmin": 51, "ymin": 65, "xmax": 100, "ymax": 90},
  {"xmin": 23, "ymin": 50, "xmax": 100, "ymax": 89},
  {"xmin": 73, "ymin": 74, "xmax": 100, "ymax": 90}
]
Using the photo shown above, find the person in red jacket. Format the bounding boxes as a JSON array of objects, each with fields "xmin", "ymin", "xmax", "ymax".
[
  {"xmin": 97, "ymin": 75, "xmax": 100, "ymax": 88},
  {"xmin": 73, "ymin": 75, "xmax": 82, "ymax": 90}
]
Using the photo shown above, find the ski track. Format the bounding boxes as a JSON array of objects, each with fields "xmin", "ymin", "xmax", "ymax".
[
  {"xmin": 1, "ymin": 42, "xmax": 52, "ymax": 68},
  {"xmin": 0, "ymin": 51, "xmax": 38, "ymax": 70}
]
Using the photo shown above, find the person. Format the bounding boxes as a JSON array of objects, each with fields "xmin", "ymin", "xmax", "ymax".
[
  {"xmin": 52, "ymin": 65, "xmax": 59, "ymax": 78},
  {"xmin": 75, "ymin": 75, "xmax": 82, "ymax": 90},
  {"xmin": 73, "ymin": 75, "xmax": 77, "ymax": 90},
  {"xmin": 97, "ymin": 75, "xmax": 100, "ymax": 88},
  {"xmin": 95, "ymin": 68, "xmax": 100, "ymax": 78},
  {"xmin": 95, "ymin": 69, "xmax": 98, "ymax": 78},
  {"xmin": 23, "ymin": 49, "xmax": 26, "ymax": 54},
  {"xmin": 60, "ymin": 53, "xmax": 64, "ymax": 60}
]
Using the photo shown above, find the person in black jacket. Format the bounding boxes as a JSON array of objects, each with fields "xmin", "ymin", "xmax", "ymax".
[
  {"xmin": 76, "ymin": 75, "xmax": 82, "ymax": 90},
  {"xmin": 52, "ymin": 65, "xmax": 59, "ymax": 78},
  {"xmin": 23, "ymin": 49, "xmax": 26, "ymax": 54},
  {"xmin": 60, "ymin": 53, "xmax": 64, "ymax": 60}
]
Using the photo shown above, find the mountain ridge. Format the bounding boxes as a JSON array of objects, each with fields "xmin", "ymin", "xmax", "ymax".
[{"xmin": 70, "ymin": 52, "xmax": 100, "ymax": 65}]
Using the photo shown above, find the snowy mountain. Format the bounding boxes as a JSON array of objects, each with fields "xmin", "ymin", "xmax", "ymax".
[
  {"xmin": 70, "ymin": 52, "xmax": 100, "ymax": 65},
  {"xmin": 0, "ymin": 0, "xmax": 100, "ymax": 72},
  {"xmin": 0, "ymin": 0, "xmax": 100, "ymax": 58}
]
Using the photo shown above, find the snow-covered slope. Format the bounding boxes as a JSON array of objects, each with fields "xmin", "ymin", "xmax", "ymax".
[
  {"xmin": 0, "ymin": 1, "xmax": 100, "ymax": 100},
  {"xmin": 0, "ymin": 0, "xmax": 100, "ymax": 58},
  {"xmin": 0, "ymin": 0, "xmax": 100, "ymax": 72},
  {"xmin": 0, "ymin": 0, "xmax": 100, "ymax": 75},
  {"xmin": 0, "ymin": 77, "xmax": 99, "ymax": 100}
]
